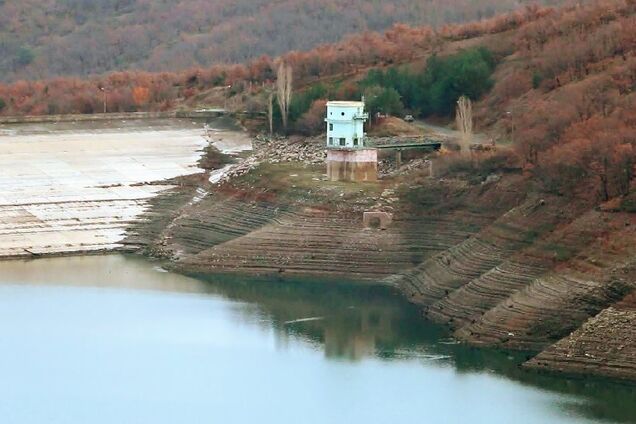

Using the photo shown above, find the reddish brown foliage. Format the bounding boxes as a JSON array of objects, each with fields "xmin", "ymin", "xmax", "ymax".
[
  {"xmin": 0, "ymin": 4, "xmax": 554, "ymax": 117},
  {"xmin": 474, "ymin": 0, "xmax": 636, "ymax": 201},
  {"xmin": 294, "ymin": 99, "xmax": 327, "ymax": 135}
]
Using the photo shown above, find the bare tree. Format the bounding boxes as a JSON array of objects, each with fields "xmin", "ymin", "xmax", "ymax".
[
  {"xmin": 455, "ymin": 95, "xmax": 473, "ymax": 155},
  {"xmin": 276, "ymin": 62, "xmax": 293, "ymax": 132},
  {"xmin": 267, "ymin": 89, "xmax": 274, "ymax": 135}
]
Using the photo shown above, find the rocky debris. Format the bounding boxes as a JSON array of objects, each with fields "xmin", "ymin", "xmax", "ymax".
[
  {"xmin": 524, "ymin": 265, "xmax": 636, "ymax": 381},
  {"xmin": 526, "ymin": 303, "xmax": 636, "ymax": 381},
  {"xmin": 253, "ymin": 134, "xmax": 326, "ymax": 165},
  {"xmin": 379, "ymin": 157, "xmax": 432, "ymax": 178},
  {"xmin": 483, "ymin": 173, "xmax": 502, "ymax": 185},
  {"xmin": 366, "ymin": 188, "xmax": 401, "ymax": 213},
  {"xmin": 209, "ymin": 156, "xmax": 261, "ymax": 185},
  {"xmin": 208, "ymin": 134, "xmax": 326, "ymax": 186}
]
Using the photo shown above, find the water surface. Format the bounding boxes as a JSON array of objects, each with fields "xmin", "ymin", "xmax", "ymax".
[{"xmin": 0, "ymin": 255, "xmax": 634, "ymax": 424}]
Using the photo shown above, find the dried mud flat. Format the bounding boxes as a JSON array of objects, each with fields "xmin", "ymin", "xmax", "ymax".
[{"xmin": 0, "ymin": 118, "xmax": 250, "ymax": 258}]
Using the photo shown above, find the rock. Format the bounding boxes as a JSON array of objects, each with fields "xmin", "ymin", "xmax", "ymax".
[{"xmin": 483, "ymin": 173, "xmax": 501, "ymax": 184}]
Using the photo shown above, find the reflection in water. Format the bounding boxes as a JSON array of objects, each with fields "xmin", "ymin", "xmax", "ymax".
[{"xmin": 0, "ymin": 254, "xmax": 635, "ymax": 424}]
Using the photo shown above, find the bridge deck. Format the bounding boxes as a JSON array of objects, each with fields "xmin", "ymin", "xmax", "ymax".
[{"xmin": 371, "ymin": 141, "xmax": 442, "ymax": 150}]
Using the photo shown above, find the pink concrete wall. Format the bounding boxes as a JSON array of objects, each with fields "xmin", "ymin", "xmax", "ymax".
[
  {"xmin": 327, "ymin": 149, "xmax": 377, "ymax": 163},
  {"xmin": 326, "ymin": 148, "xmax": 378, "ymax": 182}
]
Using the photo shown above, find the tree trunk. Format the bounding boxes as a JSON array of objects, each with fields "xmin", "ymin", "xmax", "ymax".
[
  {"xmin": 455, "ymin": 96, "xmax": 473, "ymax": 156},
  {"xmin": 600, "ymin": 157, "xmax": 609, "ymax": 201},
  {"xmin": 268, "ymin": 91, "xmax": 273, "ymax": 135},
  {"xmin": 276, "ymin": 62, "xmax": 293, "ymax": 133}
]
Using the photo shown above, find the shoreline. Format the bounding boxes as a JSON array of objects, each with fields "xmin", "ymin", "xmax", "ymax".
[{"xmin": 1, "ymin": 117, "xmax": 634, "ymax": 384}]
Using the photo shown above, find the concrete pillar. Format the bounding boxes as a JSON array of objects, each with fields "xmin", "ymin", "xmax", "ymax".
[{"xmin": 326, "ymin": 149, "xmax": 378, "ymax": 182}]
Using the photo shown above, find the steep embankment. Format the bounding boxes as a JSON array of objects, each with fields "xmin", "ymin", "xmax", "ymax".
[
  {"xmin": 526, "ymin": 284, "xmax": 636, "ymax": 381},
  {"xmin": 130, "ymin": 136, "xmax": 527, "ymax": 281},
  {"xmin": 392, "ymin": 194, "xmax": 636, "ymax": 380},
  {"xmin": 130, "ymin": 134, "xmax": 634, "ymax": 384}
]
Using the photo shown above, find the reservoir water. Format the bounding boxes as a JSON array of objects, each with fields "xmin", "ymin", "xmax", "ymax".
[{"xmin": 0, "ymin": 255, "xmax": 634, "ymax": 424}]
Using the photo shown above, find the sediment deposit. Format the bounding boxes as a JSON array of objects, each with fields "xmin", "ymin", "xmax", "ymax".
[{"xmin": 0, "ymin": 119, "xmax": 249, "ymax": 257}]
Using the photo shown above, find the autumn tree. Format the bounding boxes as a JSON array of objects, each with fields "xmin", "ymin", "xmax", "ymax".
[
  {"xmin": 456, "ymin": 96, "xmax": 473, "ymax": 155},
  {"xmin": 132, "ymin": 86, "xmax": 150, "ymax": 107},
  {"xmin": 276, "ymin": 62, "xmax": 293, "ymax": 132}
]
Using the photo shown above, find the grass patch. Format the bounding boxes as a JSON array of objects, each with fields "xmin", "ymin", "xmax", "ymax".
[
  {"xmin": 233, "ymin": 161, "xmax": 384, "ymax": 207},
  {"xmin": 541, "ymin": 243, "xmax": 576, "ymax": 262}
]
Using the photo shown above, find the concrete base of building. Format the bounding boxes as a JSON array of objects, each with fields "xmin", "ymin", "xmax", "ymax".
[{"xmin": 326, "ymin": 148, "xmax": 378, "ymax": 182}]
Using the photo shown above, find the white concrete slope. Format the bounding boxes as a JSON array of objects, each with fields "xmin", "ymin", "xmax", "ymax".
[{"xmin": 0, "ymin": 120, "xmax": 225, "ymax": 257}]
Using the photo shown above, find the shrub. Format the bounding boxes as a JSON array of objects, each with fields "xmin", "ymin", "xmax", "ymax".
[
  {"xmin": 532, "ymin": 71, "xmax": 543, "ymax": 89},
  {"xmin": 364, "ymin": 85, "xmax": 404, "ymax": 119},
  {"xmin": 16, "ymin": 46, "xmax": 35, "ymax": 66},
  {"xmin": 294, "ymin": 99, "xmax": 327, "ymax": 135},
  {"xmin": 620, "ymin": 191, "xmax": 636, "ymax": 212},
  {"xmin": 289, "ymin": 84, "xmax": 327, "ymax": 123},
  {"xmin": 358, "ymin": 47, "xmax": 496, "ymax": 117}
]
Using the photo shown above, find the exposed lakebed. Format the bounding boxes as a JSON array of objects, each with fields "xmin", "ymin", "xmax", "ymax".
[
  {"xmin": 0, "ymin": 255, "xmax": 634, "ymax": 423},
  {"xmin": 0, "ymin": 118, "xmax": 250, "ymax": 258}
]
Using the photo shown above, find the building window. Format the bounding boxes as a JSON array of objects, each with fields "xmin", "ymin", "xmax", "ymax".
[
  {"xmin": 339, "ymin": 138, "xmax": 346, "ymax": 146},
  {"xmin": 329, "ymin": 137, "xmax": 333, "ymax": 145},
  {"xmin": 353, "ymin": 137, "xmax": 359, "ymax": 146},
  {"xmin": 329, "ymin": 123, "xmax": 333, "ymax": 131}
]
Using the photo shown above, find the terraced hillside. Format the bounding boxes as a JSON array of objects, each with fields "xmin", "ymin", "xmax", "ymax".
[
  {"xmin": 398, "ymin": 195, "xmax": 576, "ymax": 306},
  {"xmin": 425, "ymin": 211, "xmax": 610, "ymax": 329},
  {"xmin": 393, "ymin": 196, "xmax": 636, "ymax": 380},
  {"xmin": 136, "ymin": 161, "xmax": 523, "ymax": 281},
  {"xmin": 130, "ymin": 137, "xmax": 635, "ymax": 382},
  {"xmin": 455, "ymin": 214, "xmax": 636, "ymax": 350},
  {"xmin": 526, "ymin": 285, "xmax": 636, "ymax": 381}
]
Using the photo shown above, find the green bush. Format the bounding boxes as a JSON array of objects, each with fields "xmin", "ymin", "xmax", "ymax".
[
  {"xmin": 288, "ymin": 83, "xmax": 327, "ymax": 122},
  {"xmin": 620, "ymin": 191, "xmax": 636, "ymax": 212},
  {"xmin": 364, "ymin": 85, "xmax": 404, "ymax": 117},
  {"xmin": 532, "ymin": 71, "xmax": 543, "ymax": 89},
  {"xmin": 16, "ymin": 46, "xmax": 35, "ymax": 66},
  {"xmin": 359, "ymin": 47, "xmax": 496, "ymax": 117},
  {"xmin": 418, "ymin": 47, "xmax": 495, "ymax": 115}
]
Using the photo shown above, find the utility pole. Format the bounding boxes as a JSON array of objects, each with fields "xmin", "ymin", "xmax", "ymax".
[
  {"xmin": 99, "ymin": 87, "xmax": 107, "ymax": 113},
  {"xmin": 224, "ymin": 85, "xmax": 231, "ymax": 111},
  {"xmin": 267, "ymin": 90, "xmax": 274, "ymax": 135}
]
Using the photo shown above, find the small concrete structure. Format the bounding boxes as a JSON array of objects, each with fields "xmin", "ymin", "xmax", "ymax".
[
  {"xmin": 363, "ymin": 212, "xmax": 393, "ymax": 229},
  {"xmin": 325, "ymin": 101, "xmax": 368, "ymax": 148},
  {"xmin": 327, "ymin": 148, "xmax": 378, "ymax": 182},
  {"xmin": 325, "ymin": 100, "xmax": 377, "ymax": 182}
]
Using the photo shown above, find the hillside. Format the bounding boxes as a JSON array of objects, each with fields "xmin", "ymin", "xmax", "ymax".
[
  {"xmin": 118, "ymin": 0, "xmax": 636, "ymax": 382},
  {"xmin": 1, "ymin": 0, "xmax": 635, "ymax": 382},
  {"xmin": 0, "ymin": 0, "xmax": 560, "ymax": 82}
]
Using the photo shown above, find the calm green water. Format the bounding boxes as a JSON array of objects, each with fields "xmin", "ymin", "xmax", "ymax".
[{"xmin": 0, "ymin": 255, "xmax": 634, "ymax": 424}]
